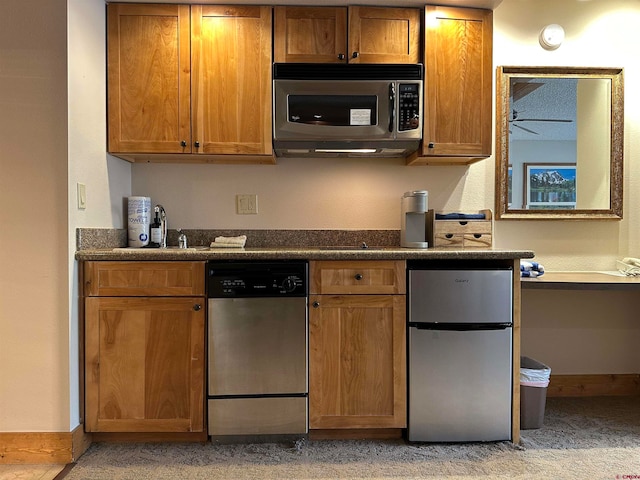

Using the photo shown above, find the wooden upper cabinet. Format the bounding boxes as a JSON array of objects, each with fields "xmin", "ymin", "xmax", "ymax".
[
  {"xmin": 191, "ymin": 6, "xmax": 272, "ymax": 155},
  {"xmin": 274, "ymin": 7, "xmax": 347, "ymax": 63},
  {"xmin": 107, "ymin": 4, "xmax": 272, "ymax": 159},
  {"xmin": 107, "ymin": 4, "xmax": 191, "ymax": 154},
  {"xmin": 412, "ymin": 7, "xmax": 493, "ymax": 165},
  {"xmin": 274, "ymin": 6, "xmax": 420, "ymax": 64},
  {"xmin": 348, "ymin": 6, "xmax": 421, "ymax": 64}
]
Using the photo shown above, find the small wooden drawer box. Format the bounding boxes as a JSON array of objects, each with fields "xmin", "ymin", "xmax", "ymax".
[{"xmin": 428, "ymin": 209, "xmax": 493, "ymax": 248}]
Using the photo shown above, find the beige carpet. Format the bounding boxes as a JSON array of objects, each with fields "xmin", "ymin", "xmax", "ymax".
[{"xmin": 62, "ymin": 396, "xmax": 640, "ymax": 480}]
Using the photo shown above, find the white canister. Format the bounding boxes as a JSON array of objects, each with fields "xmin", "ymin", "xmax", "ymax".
[{"xmin": 127, "ymin": 196, "xmax": 151, "ymax": 247}]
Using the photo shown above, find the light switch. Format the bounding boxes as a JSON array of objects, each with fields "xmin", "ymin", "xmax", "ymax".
[
  {"xmin": 236, "ymin": 194, "xmax": 258, "ymax": 214},
  {"xmin": 77, "ymin": 183, "xmax": 87, "ymax": 210}
]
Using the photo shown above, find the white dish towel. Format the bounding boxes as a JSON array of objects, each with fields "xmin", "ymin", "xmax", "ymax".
[{"xmin": 210, "ymin": 235, "xmax": 247, "ymax": 248}]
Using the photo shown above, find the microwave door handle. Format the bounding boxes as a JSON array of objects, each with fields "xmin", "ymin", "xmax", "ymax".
[{"xmin": 388, "ymin": 83, "xmax": 395, "ymax": 133}]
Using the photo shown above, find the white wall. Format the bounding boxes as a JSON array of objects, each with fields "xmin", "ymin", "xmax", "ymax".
[
  {"xmin": 0, "ymin": 0, "xmax": 70, "ymax": 431},
  {"xmin": 67, "ymin": 0, "xmax": 132, "ymax": 431},
  {"xmin": 131, "ymin": 159, "xmax": 485, "ymax": 229}
]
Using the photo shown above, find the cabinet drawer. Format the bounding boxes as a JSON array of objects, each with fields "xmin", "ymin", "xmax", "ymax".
[
  {"xmin": 310, "ymin": 260, "xmax": 406, "ymax": 294},
  {"xmin": 434, "ymin": 220, "xmax": 492, "ymax": 235},
  {"xmin": 463, "ymin": 233, "xmax": 492, "ymax": 248},
  {"xmin": 84, "ymin": 261, "xmax": 205, "ymax": 296},
  {"xmin": 433, "ymin": 233, "xmax": 463, "ymax": 248},
  {"xmin": 434, "ymin": 233, "xmax": 493, "ymax": 248}
]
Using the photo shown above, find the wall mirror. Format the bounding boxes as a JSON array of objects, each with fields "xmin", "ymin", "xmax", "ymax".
[{"xmin": 495, "ymin": 66, "xmax": 624, "ymax": 220}]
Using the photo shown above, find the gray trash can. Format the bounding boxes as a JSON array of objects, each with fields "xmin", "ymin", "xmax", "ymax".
[{"xmin": 520, "ymin": 356, "xmax": 551, "ymax": 429}]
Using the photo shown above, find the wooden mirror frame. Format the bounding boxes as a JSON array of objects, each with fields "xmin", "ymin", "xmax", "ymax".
[{"xmin": 495, "ymin": 66, "xmax": 624, "ymax": 220}]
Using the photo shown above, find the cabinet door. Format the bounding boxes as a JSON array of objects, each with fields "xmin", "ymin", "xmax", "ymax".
[
  {"xmin": 418, "ymin": 7, "xmax": 493, "ymax": 163},
  {"xmin": 309, "ymin": 294, "xmax": 406, "ymax": 429},
  {"xmin": 107, "ymin": 4, "xmax": 191, "ymax": 154},
  {"xmin": 85, "ymin": 297, "xmax": 205, "ymax": 433},
  {"xmin": 274, "ymin": 6, "xmax": 347, "ymax": 63},
  {"xmin": 191, "ymin": 6, "xmax": 272, "ymax": 155},
  {"xmin": 348, "ymin": 7, "xmax": 421, "ymax": 64}
]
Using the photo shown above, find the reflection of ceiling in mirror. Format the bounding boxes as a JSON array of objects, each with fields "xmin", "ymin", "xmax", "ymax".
[{"xmin": 509, "ymin": 78, "xmax": 577, "ymax": 141}]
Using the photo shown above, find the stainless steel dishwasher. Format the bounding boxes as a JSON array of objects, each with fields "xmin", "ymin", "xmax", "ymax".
[
  {"xmin": 407, "ymin": 261, "xmax": 513, "ymax": 442},
  {"xmin": 207, "ymin": 261, "xmax": 308, "ymax": 438}
]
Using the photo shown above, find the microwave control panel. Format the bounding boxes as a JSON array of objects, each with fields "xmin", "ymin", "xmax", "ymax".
[{"xmin": 398, "ymin": 83, "xmax": 420, "ymax": 131}]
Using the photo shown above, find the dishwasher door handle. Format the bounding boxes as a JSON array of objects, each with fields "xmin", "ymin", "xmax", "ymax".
[{"xmin": 409, "ymin": 322, "xmax": 512, "ymax": 331}]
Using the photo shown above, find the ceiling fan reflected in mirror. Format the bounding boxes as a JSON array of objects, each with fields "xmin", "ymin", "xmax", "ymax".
[{"xmin": 508, "ymin": 109, "xmax": 573, "ymax": 135}]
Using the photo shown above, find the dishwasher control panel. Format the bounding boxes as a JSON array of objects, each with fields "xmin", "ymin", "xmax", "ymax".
[{"xmin": 207, "ymin": 261, "xmax": 308, "ymax": 297}]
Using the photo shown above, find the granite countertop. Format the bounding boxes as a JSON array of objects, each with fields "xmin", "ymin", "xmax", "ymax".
[
  {"xmin": 75, "ymin": 246, "xmax": 534, "ymax": 261},
  {"xmin": 74, "ymin": 228, "xmax": 535, "ymax": 261}
]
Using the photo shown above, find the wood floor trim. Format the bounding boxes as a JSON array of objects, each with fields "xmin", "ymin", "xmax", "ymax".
[
  {"xmin": 0, "ymin": 432, "xmax": 72, "ymax": 465},
  {"xmin": 548, "ymin": 374, "xmax": 640, "ymax": 397},
  {"xmin": 0, "ymin": 425, "xmax": 90, "ymax": 465},
  {"xmin": 54, "ymin": 463, "xmax": 77, "ymax": 480}
]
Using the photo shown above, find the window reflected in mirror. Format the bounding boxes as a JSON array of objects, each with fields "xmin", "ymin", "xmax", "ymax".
[{"xmin": 495, "ymin": 67, "xmax": 623, "ymax": 220}]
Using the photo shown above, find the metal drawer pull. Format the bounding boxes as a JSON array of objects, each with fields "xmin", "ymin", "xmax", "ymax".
[
  {"xmin": 193, "ymin": 304, "xmax": 202, "ymax": 311},
  {"xmin": 354, "ymin": 273, "xmax": 363, "ymax": 280}
]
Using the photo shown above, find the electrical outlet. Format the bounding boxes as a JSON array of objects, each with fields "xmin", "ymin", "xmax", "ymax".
[
  {"xmin": 77, "ymin": 183, "xmax": 87, "ymax": 210},
  {"xmin": 236, "ymin": 194, "xmax": 258, "ymax": 214}
]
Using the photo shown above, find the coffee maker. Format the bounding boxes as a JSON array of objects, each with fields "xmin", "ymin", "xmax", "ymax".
[{"xmin": 401, "ymin": 190, "xmax": 429, "ymax": 248}]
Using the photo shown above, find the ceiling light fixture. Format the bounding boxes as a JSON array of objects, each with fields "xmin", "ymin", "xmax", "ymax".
[{"xmin": 539, "ymin": 24, "xmax": 565, "ymax": 50}]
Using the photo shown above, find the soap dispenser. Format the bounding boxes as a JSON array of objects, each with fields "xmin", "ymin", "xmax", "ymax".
[{"xmin": 149, "ymin": 209, "xmax": 162, "ymax": 248}]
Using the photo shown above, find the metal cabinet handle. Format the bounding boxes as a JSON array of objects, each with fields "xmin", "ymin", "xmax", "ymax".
[
  {"xmin": 389, "ymin": 83, "xmax": 396, "ymax": 133},
  {"xmin": 338, "ymin": 53, "xmax": 345, "ymax": 60},
  {"xmin": 194, "ymin": 141, "xmax": 200, "ymax": 148},
  {"xmin": 180, "ymin": 140, "xmax": 187, "ymax": 147},
  {"xmin": 312, "ymin": 301, "xmax": 320, "ymax": 308},
  {"xmin": 352, "ymin": 51, "xmax": 359, "ymax": 59},
  {"xmin": 193, "ymin": 304, "xmax": 202, "ymax": 311},
  {"xmin": 354, "ymin": 273, "xmax": 363, "ymax": 281}
]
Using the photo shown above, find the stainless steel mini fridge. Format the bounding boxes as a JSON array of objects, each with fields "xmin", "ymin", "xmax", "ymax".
[{"xmin": 407, "ymin": 265, "xmax": 513, "ymax": 442}]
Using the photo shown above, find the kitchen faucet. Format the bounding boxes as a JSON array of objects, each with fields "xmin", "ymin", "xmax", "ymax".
[{"xmin": 154, "ymin": 204, "xmax": 167, "ymax": 248}]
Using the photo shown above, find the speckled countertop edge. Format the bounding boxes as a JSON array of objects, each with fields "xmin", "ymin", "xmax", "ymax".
[
  {"xmin": 75, "ymin": 228, "xmax": 534, "ymax": 261},
  {"xmin": 75, "ymin": 248, "xmax": 535, "ymax": 261}
]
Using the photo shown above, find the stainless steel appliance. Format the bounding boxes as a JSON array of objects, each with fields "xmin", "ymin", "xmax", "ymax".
[
  {"xmin": 207, "ymin": 261, "xmax": 308, "ymax": 438},
  {"xmin": 407, "ymin": 261, "xmax": 513, "ymax": 442},
  {"xmin": 273, "ymin": 63, "xmax": 423, "ymax": 158},
  {"xmin": 401, "ymin": 190, "xmax": 429, "ymax": 248}
]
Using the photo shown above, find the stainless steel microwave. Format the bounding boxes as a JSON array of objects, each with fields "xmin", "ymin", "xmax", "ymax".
[{"xmin": 273, "ymin": 63, "xmax": 423, "ymax": 158}]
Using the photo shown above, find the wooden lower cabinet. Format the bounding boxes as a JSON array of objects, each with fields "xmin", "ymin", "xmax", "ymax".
[
  {"xmin": 309, "ymin": 294, "xmax": 406, "ymax": 429},
  {"xmin": 85, "ymin": 296, "xmax": 205, "ymax": 433}
]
